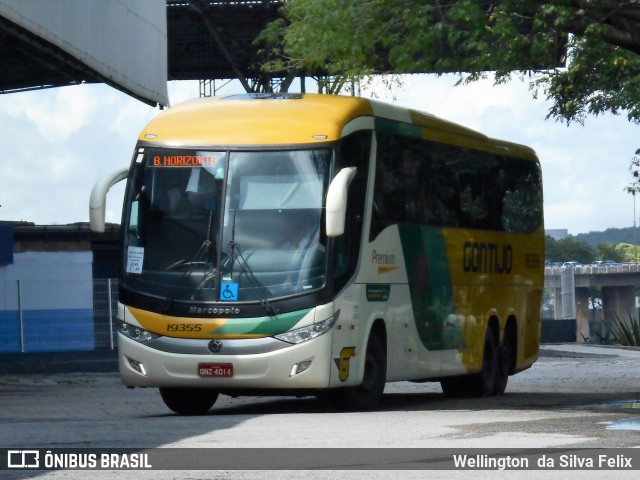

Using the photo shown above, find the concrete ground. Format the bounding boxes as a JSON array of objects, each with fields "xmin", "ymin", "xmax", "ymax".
[{"xmin": 1, "ymin": 343, "xmax": 639, "ymax": 479}]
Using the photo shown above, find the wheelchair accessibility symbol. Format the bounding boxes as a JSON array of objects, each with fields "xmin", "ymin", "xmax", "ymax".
[{"xmin": 220, "ymin": 282, "xmax": 239, "ymax": 302}]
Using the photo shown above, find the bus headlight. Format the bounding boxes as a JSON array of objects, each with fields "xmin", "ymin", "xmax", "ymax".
[
  {"xmin": 118, "ymin": 320, "xmax": 160, "ymax": 343},
  {"xmin": 274, "ymin": 316, "xmax": 336, "ymax": 344}
]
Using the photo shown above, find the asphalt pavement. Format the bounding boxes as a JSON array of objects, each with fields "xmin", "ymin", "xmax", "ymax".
[{"xmin": 1, "ymin": 342, "xmax": 640, "ymax": 480}]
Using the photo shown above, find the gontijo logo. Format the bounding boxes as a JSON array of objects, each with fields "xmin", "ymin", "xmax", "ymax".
[{"xmin": 463, "ymin": 242, "xmax": 513, "ymax": 274}]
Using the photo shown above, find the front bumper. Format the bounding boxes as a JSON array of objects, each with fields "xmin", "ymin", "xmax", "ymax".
[{"xmin": 118, "ymin": 330, "xmax": 333, "ymax": 389}]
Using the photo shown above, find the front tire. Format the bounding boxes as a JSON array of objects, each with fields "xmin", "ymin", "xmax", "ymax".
[
  {"xmin": 159, "ymin": 387, "xmax": 219, "ymax": 415},
  {"xmin": 335, "ymin": 334, "xmax": 386, "ymax": 410}
]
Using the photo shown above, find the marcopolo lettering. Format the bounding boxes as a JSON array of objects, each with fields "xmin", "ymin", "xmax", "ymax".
[
  {"xmin": 188, "ymin": 306, "xmax": 240, "ymax": 315},
  {"xmin": 463, "ymin": 242, "xmax": 513, "ymax": 274}
]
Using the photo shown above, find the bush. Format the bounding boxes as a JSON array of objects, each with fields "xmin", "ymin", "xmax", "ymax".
[{"xmin": 609, "ymin": 313, "xmax": 640, "ymax": 346}]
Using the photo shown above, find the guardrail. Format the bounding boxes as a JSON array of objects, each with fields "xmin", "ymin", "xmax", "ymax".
[{"xmin": 545, "ymin": 264, "xmax": 640, "ymax": 275}]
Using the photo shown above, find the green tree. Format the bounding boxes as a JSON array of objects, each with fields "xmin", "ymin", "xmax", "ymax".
[
  {"xmin": 595, "ymin": 241, "xmax": 627, "ymax": 262},
  {"xmin": 615, "ymin": 242, "xmax": 640, "ymax": 262},
  {"xmin": 626, "ymin": 148, "xmax": 640, "ymax": 193},
  {"xmin": 268, "ymin": 1, "xmax": 640, "ymax": 127},
  {"xmin": 545, "ymin": 235, "xmax": 595, "ymax": 264}
]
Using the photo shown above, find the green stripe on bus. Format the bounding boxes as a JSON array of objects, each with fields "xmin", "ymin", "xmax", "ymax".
[
  {"xmin": 209, "ymin": 308, "xmax": 312, "ymax": 336},
  {"xmin": 374, "ymin": 118, "xmax": 422, "ymax": 139},
  {"xmin": 397, "ymin": 225, "xmax": 465, "ymax": 351}
]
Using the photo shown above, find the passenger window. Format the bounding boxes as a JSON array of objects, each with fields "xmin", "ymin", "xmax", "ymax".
[{"xmin": 371, "ymin": 127, "xmax": 542, "ymax": 235}]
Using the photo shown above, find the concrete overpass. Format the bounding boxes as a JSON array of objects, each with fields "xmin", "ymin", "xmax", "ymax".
[{"xmin": 544, "ymin": 264, "xmax": 640, "ymax": 340}]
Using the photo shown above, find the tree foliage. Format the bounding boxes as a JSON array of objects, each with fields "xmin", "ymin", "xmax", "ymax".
[
  {"xmin": 545, "ymin": 236, "xmax": 640, "ymax": 263},
  {"xmin": 595, "ymin": 241, "xmax": 627, "ymax": 262},
  {"xmin": 574, "ymin": 225, "xmax": 640, "ymax": 247},
  {"xmin": 266, "ymin": 0, "xmax": 640, "ymax": 125},
  {"xmin": 626, "ymin": 147, "xmax": 640, "ymax": 189},
  {"xmin": 545, "ymin": 235, "xmax": 595, "ymax": 263},
  {"xmin": 613, "ymin": 242, "xmax": 640, "ymax": 262}
]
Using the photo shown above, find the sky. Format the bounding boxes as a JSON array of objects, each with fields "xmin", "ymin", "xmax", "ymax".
[{"xmin": 0, "ymin": 74, "xmax": 639, "ymax": 235}]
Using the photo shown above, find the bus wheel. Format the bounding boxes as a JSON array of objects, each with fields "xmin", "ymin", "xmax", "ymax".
[
  {"xmin": 338, "ymin": 334, "xmax": 386, "ymax": 410},
  {"xmin": 442, "ymin": 329, "xmax": 499, "ymax": 397},
  {"xmin": 440, "ymin": 376, "xmax": 467, "ymax": 397},
  {"xmin": 159, "ymin": 387, "xmax": 219, "ymax": 415},
  {"xmin": 470, "ymin": 328, "xmax": 499, "ymax": 397},
  {"xmin": 493, "ymin": 332, "xmax": 511, "ymax": 396}
]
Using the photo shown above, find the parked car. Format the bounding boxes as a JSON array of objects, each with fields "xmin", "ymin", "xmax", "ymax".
[
  {"xmin": 545, "ymin": 260, "xmax": 563, "ymax": 267},
  {"xmin": 561, "ymin": 261, "xmax": 581, "ymax": 268},
  {"xmin": 592, "ymin": 260, "xmax": 619, "ymax": 266}
]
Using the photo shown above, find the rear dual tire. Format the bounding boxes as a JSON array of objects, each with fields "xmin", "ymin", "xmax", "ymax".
[{"xmin": 441, "ymin": 327, "xmax": 509, "ymax": 398}]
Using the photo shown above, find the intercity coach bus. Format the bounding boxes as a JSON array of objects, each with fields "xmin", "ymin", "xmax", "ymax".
[{"xmin": 90, "ymin": 93, "xmax": 544, "ymax": 415}]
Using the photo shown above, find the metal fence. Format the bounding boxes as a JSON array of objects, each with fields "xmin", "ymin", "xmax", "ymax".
[
  {"xmin": 0, "ymin": 278, "xmax": 118, "ymax": 353},
  {"xmin": 93, "ymin": 278, "xmax": 119, "ymax": 350}
]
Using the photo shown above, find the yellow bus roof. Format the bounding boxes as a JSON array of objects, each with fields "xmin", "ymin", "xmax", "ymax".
[
  {"xmin": 138, "ymin": 93, "xmax": 537, "ymax": 160},
  {"xmin": 139, "ymin": 93, "xmax": 372, "ymax": 146}
]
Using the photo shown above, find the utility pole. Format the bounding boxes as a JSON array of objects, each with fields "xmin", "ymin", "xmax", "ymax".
[
  {"xmin": 625, "ymin": 149, "xmax": 640, "ymax": 263},
  {"xmin": 626, "ymin": 186, "xmax": 639, "ymax": 263}
]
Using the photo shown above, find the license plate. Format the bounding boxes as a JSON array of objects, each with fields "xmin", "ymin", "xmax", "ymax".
[{"xmin": 198, "ymin": 363, "xmax": 233, "ymax": 378}]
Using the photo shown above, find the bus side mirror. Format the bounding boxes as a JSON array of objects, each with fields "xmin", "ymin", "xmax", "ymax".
[
  {"xmin": 89, "ymin": 168, "xmax": 129, "ymax": 233},
  {"xmin": 326, "ymin": 167, "xmax": 357, "ymax": 237}
]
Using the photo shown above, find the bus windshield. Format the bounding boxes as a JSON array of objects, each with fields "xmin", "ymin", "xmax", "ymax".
[{"xmin": 122, "ymin": 148, "xmax": 332, "ymax": 304}]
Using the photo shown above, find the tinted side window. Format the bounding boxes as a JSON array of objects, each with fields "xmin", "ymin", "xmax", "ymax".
[
  {"xmin": 370, "ymin": 130, "xmax": 542, "ymax": 240},
  {"xmin": 499, "ymin": 160, "xmax": 543, "ymax": 233},
  {"xmin": 333, "ymin": 131, "xmax": 372, "ymax": 294},
  {"xmin": 370, "ymin": 133, "xmax": 408, "ymax": 239}
]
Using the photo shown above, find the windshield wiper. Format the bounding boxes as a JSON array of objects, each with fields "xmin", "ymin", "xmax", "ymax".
[
  {"xmin": 162, "ymin": 209, "xmax": 217, "ymax": 312},
  {"xmin": 227, "ymin": 209, "xmax": 279, "ymax": 318},
  {"xmin": 227, "ymin": 241, "xmax": 279, "ymax": 318}
]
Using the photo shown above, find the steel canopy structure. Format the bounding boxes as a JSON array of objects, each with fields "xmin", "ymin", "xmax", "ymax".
[
  {"xmin": 167, "ymin": 0, "xmax": 290, "ymax": 94},
  {"xmin": 0, "ymin": 0, "xmax": 564, "ymax": 104}
]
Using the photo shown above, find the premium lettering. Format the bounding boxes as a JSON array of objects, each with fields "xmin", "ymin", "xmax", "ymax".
[{"xmin": 372, "ymin": 250, "xmax": 396, "ymax": 266}]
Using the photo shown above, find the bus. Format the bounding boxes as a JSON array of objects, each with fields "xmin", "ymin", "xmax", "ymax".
[{"xmin": 90, "ymin": 93, "xmax": 544, "ymax": 415}]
